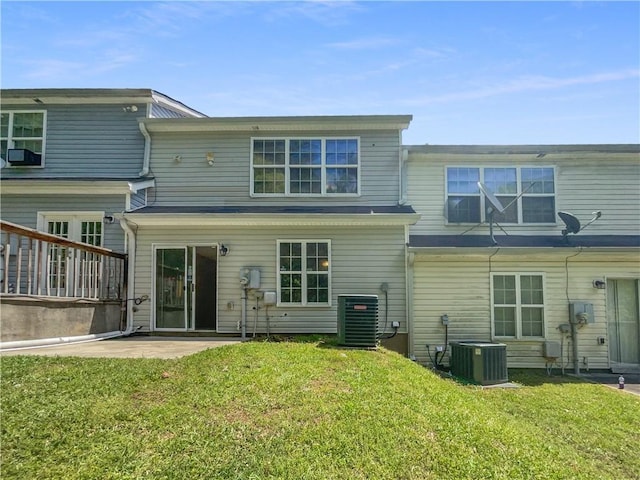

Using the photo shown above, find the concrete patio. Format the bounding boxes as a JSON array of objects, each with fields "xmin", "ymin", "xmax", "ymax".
[{"xmin": 0, "ymin": 335, "xmax": 243, "ymax": 359}]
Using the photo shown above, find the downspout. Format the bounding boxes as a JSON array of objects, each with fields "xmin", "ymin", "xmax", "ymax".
[
  {"xmin": 119, "ymin": 217, "xmax": 137, "ymax": 336},
  {"xmin": 138, "ymin": 121, "xmax": 151, "ymax": 177},
  {"xmin": 405, "ymin": 226, "xmax": 415, "ymax": 360}
]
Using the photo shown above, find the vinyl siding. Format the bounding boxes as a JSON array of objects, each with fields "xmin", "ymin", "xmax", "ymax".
[
  {"xmin": 129, "ymin": 191, "xmax": 146, "ymax": 210},
  {"xmin": 130, "ymin": 225, "xmax": 407, "ymax": 335},
  {"xmin": 151, "ymin": 104, "xmax": 192, "ymax": 119},
  {"xmin": 407, "ymin": 151, "xmax": 640, "ymax": 236},
  {"xmin": 1, "ymin": 103, "xmax": 145, "ymax": 178},
  {"xmin": 1, "ymin": 195, "xmax": 127, "ymax": 251},
  {"xmin": 411, "ymin": 251, "xmax": 640, "ymax": 368},
  {"xmin": 146, "ymin": 130, "xmax": 401, "ymax": 206}
]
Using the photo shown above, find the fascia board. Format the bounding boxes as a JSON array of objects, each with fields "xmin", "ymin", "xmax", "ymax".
[
  {"xmin": 1, "ymin": 89, "xmax": 154, "ymax": 106},
  {"xmin": 408, "ymin": 246, "xmax": 640, "ymax": 256},
  {"xmin": 140, "ymin": 115, "xmax": 413, "ymax": 133},
  {"xmin": 123, "ymin": 212, "xmax": 421, "ymax": 227}
]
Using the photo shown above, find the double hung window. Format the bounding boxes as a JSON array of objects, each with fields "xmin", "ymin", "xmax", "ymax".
[
  {"xmin": 278, "ymin": 240, "xmax": 330, "ymax": 306},
  {"xmin": 492, "ymin": 273, "xmax": 545, "ymax": 338},
  {"xmin": 446, "ymin": 167, "xmax": 555, "ymax": 224},
  {"xmin": 252, "ymin": 138, "xmax": 359, "ymax": 196},
  {"xmin": 1, "ymin": 111, "xmax": 46, "ymax": 163}
]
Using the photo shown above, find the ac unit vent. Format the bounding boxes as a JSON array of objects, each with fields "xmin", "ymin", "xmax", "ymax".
[
  {"xmin": 337, "ymin": 294, "xmax": 378, "ymax": 348},
  {"xmin": 450, "ymin": 342, "xmax": 508, "ymax": 385},
  {"xmin": 7, "ymin": 149, "xmax": 42, "ymax": 167}
]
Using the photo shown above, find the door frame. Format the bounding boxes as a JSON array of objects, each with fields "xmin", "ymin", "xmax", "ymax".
[
  {"xmin": 152, "ymin": 243, "xmax": 219, "ymax": 332},
  {"xmin": 607, "ymin": 277, "xmax": 640, "ymax": 372}
]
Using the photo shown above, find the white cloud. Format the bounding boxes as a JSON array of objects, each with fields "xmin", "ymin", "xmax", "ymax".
[
  {"xmin": 407, "ymin": 69, "xmax": 640, "ymax": 105},
  {"xmin": 326, "ymin": 36, "xmax": 401, "ymax": 50}
]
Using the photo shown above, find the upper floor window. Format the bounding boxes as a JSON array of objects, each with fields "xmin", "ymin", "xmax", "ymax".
[
  {"xmin": 1, "ymin": 111, "xmax": 46, "ymax": 165},
  {"xmin": 252, "ymin": 138, "xmax": 359, "ymax": 196},
  {"xmin": 492, "ymin": 273, "xmax": 545, "ymax": 338},
  {"xmin": 277, "ymin": 240, "xmax": 331, "ymax": 306},
  {"xmin": 446, "ymin": 166, "xmax": 555, "ymax": 224}
]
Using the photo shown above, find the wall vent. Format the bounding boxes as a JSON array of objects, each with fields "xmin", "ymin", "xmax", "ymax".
[
  {"xmin": 450, "ymin": 342, "xmax": 508, "ymax": 385},
  {"xmin": 337, "ymin": 294, "xmax": 378, "ymax": 348}
]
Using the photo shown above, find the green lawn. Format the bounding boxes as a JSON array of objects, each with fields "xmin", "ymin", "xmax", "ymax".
[{"xmin": 2, "ymin": 339, "xmax": 639, "ymax": 479}]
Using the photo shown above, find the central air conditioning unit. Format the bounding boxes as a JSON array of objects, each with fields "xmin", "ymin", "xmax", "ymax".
[
  {"xmin": 449, "ymin": 342, "xmax": 508, "ymax": 385},
  {"xmin": 337, "ymin": 294, "xmax": 378, "ymax": 348}
]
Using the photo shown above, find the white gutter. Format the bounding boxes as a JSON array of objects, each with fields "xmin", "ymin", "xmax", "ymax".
[
  {"xmin": 138, "ymin": 121, "xmax": 151, "ymax": 177},
  {"xmin": 119, "ymin": 217, "xmax": 137, "ymax": 336}
]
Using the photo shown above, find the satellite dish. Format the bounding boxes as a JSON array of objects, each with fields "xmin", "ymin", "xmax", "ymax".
[
  {"xmin": 477, "ymin": 182, "xmax": 506, "ymax": 245},
  {"xmin": 558, "ymin": 211, "xmax": 602, "ymax": 237},
  {"xmin": 558, "ymin": 211, "xmax": 581, "ymax": 235},
  {"xmin": 477, "ymin": 182, "xmax": 505, "ymax": 214}
]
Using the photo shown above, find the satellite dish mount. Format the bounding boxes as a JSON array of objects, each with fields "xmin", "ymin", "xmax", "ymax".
[{"xmin": 478, "ymin": 182, "xmax": 507, "ymax": 245}]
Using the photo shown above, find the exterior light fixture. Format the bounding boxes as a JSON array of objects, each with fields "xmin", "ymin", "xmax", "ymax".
[
  {"xmin": 174, "ymin": 155, "xmax": 182, "ymax": 163},
  {"xmin": 593, "ymin": 280, "xmax": 606, "ymax": 289},
  {"xmin": 206, "ymin": 152, "xmax": 214, "ymax": 166},
  {"xmin": 219, "ymin": 244, "xmax": 229, "ymax": 256}
]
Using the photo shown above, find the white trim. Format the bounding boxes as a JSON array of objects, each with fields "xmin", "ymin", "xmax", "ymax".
[
  {"xmin": 123, "ymin": 212, "xmax": 420, "ymax": 227},
  {"xmin": 1, "ymin": 110, "xmax": 47, "ymax": 168},
  {"xmin": 151, "ymin": 243, "xmax": 220, "ymax": 332},
  {"xmin": 276, "ymin": 239, "xmax": 332, "ymax": 307},
  {"xmin": 444, "ymin": 165, "xmax": 557, "ymax": 226},
  {"xmin": 490, "ymin": 272, "xmax": 547, "ymax": 340},
  {"xmin": 250, "ymin": 137, "xmax": 361, "ymax": 197},
  {"xmin": 37, "ymin": 211, "xmax": 105, "ymax": 245},
  {"xmin": 128, "ymin": 178, "xmax": 155, "ymax": 193}
]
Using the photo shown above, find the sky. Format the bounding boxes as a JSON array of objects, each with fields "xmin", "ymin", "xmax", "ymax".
[{"xmin": 1, "ymin": 1, "xmax": 638, "ymax": 145}]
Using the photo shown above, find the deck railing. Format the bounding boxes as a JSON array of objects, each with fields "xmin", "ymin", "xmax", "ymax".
[{"xmin": 0, "ymin": 220, "xmax": 127, "ymax": 300}]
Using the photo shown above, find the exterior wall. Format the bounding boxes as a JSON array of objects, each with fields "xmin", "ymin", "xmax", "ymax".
[
  {"xmin": 0, "ymin": 102, "xmax": 146, "ymax": 178},
  {"xmin": 130, "ymin": 225, "xmax": 408, "ymax": 337},
  {"xmin": 129, "ymin": 191, "xmax": 146, "ymax": 210},
  {"xmin": 411, "ymin": 251, "xmax": 640, "ymax": 369},
  {"xmin": 0, "ymin": 194, "xmax": 128, "ymax": 251},
  {"xmin": 407, "ymin": 150, "xmax": 640, "ymax": 236},
  {"xmin": 0, "ymin": 297, "xmax": 122, "ymax": 342},
  {"xmin": 146, "ymin": 130, "xmax": 402, "ymax": 206}
]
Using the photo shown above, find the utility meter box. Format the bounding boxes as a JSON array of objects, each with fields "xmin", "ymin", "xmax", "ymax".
[
  {"xmin": 569, "ymin": 302, "xmax": 595, "ymax": 324},
  {"xmin": 543, "ymin": 341, "xmax": 561, "ymax": 359},
  {"xmin": 240, "ymin": 268, "xmax": 261, "ymax": 289}
]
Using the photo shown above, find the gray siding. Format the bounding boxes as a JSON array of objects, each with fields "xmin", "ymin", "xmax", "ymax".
[
  {"xmin": 1, "ymin": 195, "xmax": 127, "ymax": 251},
  {"xmin": 411, "ymin": 251, "xmax": 640, "ymax": 368},
  {"xmin": 1, "ymin": 103, "xmax": 146, "ymax": 178},
  {"xmin": 151, "ymin": 104, "xmax": 192, "ymax": 119},
  {"xmin": 129, "ymin": 191, "xmax": 147, "ymax": 211},
  {"xmin": 130, "ymin": 225, "xmax": 407, "ymax": 335},
  {"xmin": 146, "ymin": 130, "xmax": 401, "ymax": 206},
  {"xmin": 407, "ymin": 151, "xmax": 640, "ymax": 236}
]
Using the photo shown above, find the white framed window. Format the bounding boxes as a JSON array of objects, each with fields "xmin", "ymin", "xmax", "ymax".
[
  {"xmin": 252, "ymin": 138, "xmax": 359, "ymax": 196},
  {"xmin": 277, "ymin": 240, "xmax": 331, "ymax": 306},
  {"xmin": 445, "ymin": 166, "xmax": 555, "ymax": 224},
  {"xmin": 37, "ymin": 212, "xmax": 104, "ymax": 294},
  {"xmin": 491, "ymin": 273, "xmax": 545, "ymax": 339},
  {"xmin": 1, "ymin": 110, "xmax": 47, "ymax": 167}
]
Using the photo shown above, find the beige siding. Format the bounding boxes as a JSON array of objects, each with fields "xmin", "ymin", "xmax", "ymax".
[
  {"xmin": 147, "ymin": 130, "xmax": 401, "ymax": 206},
  {"xmin": 407, "ymin": 151, "xmax": 640, "ymax": 236},
  {"xmin": 411, "ymin": 251, "xmax": 640, "ymax": 369},
  {"xmin": 131, "ymin": 225, "xmax": 407, "ymax": 335}
]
